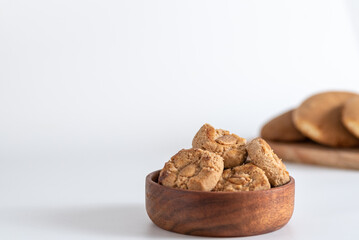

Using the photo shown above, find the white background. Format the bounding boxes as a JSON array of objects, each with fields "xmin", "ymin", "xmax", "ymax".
[{"xmin": 1, "ymin": 0, "xmax": 359, "ymax": 239}]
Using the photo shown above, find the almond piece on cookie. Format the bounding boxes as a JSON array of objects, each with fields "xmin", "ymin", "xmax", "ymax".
[
  {"xmin": 213, "ymin": 163, "xmax": 270, "ymax": 192},
  {"xmin": 247, "ymin": 138, "xmax": 290, "ymax": 187},
  {"xmin": 192, "ymin": 123, "xmax": 247, "ymax": 169},
  {"xmin": 158, "ymin": 148, "xmax": 224, "ymax": 191}
]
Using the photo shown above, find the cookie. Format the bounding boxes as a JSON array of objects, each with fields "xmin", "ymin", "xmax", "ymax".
[
  {"xmin": 342, "ymin": 95, "xmax": 359, "ymax": 139},
  {"xmin": 261, "ymin": 110, "xmax": 306, "ymax": 142},
  {"xmin": 247, "ymin": 138, "xmax": 290, "ymax": 187},
  {"xmin": 213, "ymin": 163, "xmax": 270, "ymax": 192},
  {"xmin": 192, "ymin": 124, "xmax": 247, "ymax": 168},
  {"xmin": 293, "ymin": 91, "xmax": 359, "ymax": 147},
  {"xmin": 158, "ymin": 148, "xmax": 224, "ymax": 191}
]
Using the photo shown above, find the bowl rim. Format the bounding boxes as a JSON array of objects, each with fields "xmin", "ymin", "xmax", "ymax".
[{"xmin": 146, "ymin": 170, "xmax": 295, "ymax": 195}]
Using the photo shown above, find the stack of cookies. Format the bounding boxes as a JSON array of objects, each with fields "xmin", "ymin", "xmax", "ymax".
[
  {"xmin": 261, "ymin": 91, "xmax": 359, "ymax": 147},
  {"xmin": 158, "ymin": 124, "xmax": 290, "ymax": 192}
]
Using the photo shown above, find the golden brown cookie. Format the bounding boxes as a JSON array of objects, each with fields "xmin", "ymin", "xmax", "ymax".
[
  {"xmin": 158, "ymin": 148, "xmax": 224, "ymax": 191},
  {"xmin": 213, "ymin": 163, "xmax": 270, "ymax": 192},
  {"xmin": 192, "ymin": 124, "xmax": 247, "ymax": 168},
  {"xmin": 247, "ymin": 138, "xmax": 290, "ymax": 187},
  {"xmin": 342, "ymin": 95, "xmax": 359, "ymax": 139},
  {"xmin": 293, "ymin": 91, "xmax": 359, "ymax": 147},
  {"xmin": 261, "ymin": 110, "xmax": 306, "ymax": 142}
]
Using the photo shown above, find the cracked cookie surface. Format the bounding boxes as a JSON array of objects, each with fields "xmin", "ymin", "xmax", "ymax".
[
  {"xmin": 192, "ymin": 124, "xmax": 247, "ymax": 168},
  {"xmin": 247, "ymin": 138, "xmax": 290, "ymax": 187},
  {"xmin": 158, "ymin": 148, "xmax": 224, "ymax": 191},
  {"xmin": 213, "ymin": 163, "xmax": 270, "ymax": 192}
]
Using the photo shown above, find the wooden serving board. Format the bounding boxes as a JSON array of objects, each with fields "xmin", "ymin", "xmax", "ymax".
[{"xmin": 267, "ymin": 141, "xmax": 359, "ymax": 170}]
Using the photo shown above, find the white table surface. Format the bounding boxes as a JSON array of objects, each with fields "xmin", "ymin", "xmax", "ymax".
[{"xmin": 1, "ymin": 146, "xmax": 358, "ymax": 240}]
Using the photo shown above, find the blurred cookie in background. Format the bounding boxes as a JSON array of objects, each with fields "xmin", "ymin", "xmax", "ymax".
[
  {"xmin": 261, "ymin": 110, "xmax": 306, "ymax": 142},
  {"xmin": 342, "ymin": 95, "xmax": 359, "ymax": 139},
  {"xmin": 293, "ymin": 91, "xmax": 359, "ymax": 147}
]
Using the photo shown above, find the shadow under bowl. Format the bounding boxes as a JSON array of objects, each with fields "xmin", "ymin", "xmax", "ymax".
[{"xmin": 145, "ymin": 170, "xmax": 295, "ymax": 237}]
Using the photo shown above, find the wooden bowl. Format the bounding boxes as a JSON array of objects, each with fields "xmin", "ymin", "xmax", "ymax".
[{"xmin": 145, "ymin": 170, "xmax": 295, "ymax": 237}]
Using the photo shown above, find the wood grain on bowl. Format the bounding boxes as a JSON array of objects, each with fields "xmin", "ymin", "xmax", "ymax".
[{"xmin": 145, "ymin": 170, "xmax": 295, "ymax": 237}]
